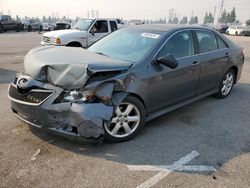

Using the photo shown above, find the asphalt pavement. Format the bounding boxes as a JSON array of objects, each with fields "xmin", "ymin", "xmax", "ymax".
[{"xmin": 0, "ymin": 32, "xmax": 250, "ymax": 188}]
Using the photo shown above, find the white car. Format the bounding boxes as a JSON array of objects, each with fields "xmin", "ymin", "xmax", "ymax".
[
  {"xmin": 226, "ymin": 26, "xmax": 244, "ymax": 36},
  {"xmin": 42, "ymin": 23, "xmax": 54, "ymax": 31},
  {"xmin": 41, "ymin": 18, "xmax": 120, "ymax": 48}
]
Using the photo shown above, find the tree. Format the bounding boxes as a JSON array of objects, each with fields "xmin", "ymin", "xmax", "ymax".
[
  {"xmin": 219, "ymin": 7, "xmax": 236, "ymax": 24},
  {"xmin": 15, "ymin": 15, "xmax": 20, "ymax": 22},
  {"xmin": 226, "ymin": 12, "xmax": 231, "ymax": 23},
  {"xmin": 42, "ymin": 16, "xmax": 47, "ymax": 23},
  {"xmin": 189, "ymin": 16, "xmax": 198, "ymax": 25},
  {"xmin": 246, "ymin": 19, "xmax": 250, "ymax": 26},
  {"xmin": 172, "ymin": 17, "xmax": 179, "ymax": 24},
  {"xmin": 204, "ymin": 12, "xmax": 214, "ymax": 24},
  {"xmin": 62, "ymin": 16, "xmax": 67, "ymax": 21},
  {"xmin": 230, "ymin": 7, "xmax": 236, "ymax": 23},
  {"xmin": 219, "ymin": 10, "xmax": 227, "ymax": 23},
  {"xmin": 47, "ymin": 16, "xmax": 52, "ymax": 23},
  {"xmin": 180, "ymin": 16, "xmax": 188, "ymax": 24}
]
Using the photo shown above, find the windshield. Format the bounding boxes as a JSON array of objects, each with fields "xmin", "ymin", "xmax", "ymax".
[
  {"xmin": 88, "ymin": 29, "xmax": 162, "ymax": 62},
  {"xmin": 73, "ymin": 19, "xmax": 93, "ymax": 31}
]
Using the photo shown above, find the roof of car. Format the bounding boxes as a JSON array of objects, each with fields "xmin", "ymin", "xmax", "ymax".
[{"xmin": 126, "ymin": 24, "xmax": 215, "ymax": 32}]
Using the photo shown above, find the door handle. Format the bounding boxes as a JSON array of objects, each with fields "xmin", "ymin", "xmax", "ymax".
[
  {"xmin": 225, "ymin": 52, "xmax": 230, "ymax": 57},
  {"xmin": 192, "ymin": 61, "xmax": 199, "ymax": 66}
]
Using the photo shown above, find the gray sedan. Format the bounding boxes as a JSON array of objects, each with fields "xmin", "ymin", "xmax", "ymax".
[{"xmin": 8, "ymin": 25, "xmax": 244, "ymax": 142}]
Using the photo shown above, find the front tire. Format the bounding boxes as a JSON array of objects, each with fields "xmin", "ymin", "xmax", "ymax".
[
  {"xmin": 214, "ymin": 69, "xmax": 235, "ymax": 99},
  {"xmin": 104, "ymin": 96, "xmax": 146, "ymax": 142}
]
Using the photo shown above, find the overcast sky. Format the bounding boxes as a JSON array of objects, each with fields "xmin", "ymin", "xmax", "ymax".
[{"xmin": 0, "ymin": 0, "xmax": 249, "ymax": 22}]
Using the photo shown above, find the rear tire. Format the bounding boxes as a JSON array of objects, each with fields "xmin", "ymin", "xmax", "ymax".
[
  {"xmin": 235, "ymin": 31, "xmax": 238, "ymax": 36},
  {"xmin": 214, "ymin": 69, "xmax": 235, "ymax": 99},
  {"xmin": 28, "ymin": 25, "xmax": 32, "ymax": 32},
  {"xmin": 104, "ymin": 95, "xmax": 146, "ymax": 142}
]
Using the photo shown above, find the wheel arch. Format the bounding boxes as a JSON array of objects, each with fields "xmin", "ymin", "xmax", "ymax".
[
  {"xmin": 66, "ymin": 41, "xmax": 83, "ymax": 47},
  {"xmin": 230, "ymin": 66, "xmax": 238, "ymax": 84},
  {"xmin": 126, "ymin": 93, "xmax": 148, "ymax": 115}
]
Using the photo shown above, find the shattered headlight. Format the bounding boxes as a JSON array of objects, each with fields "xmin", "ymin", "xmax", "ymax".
[
  {"xmin": 63, "ymin": 90, "xmax": 94, "ymax": 103},
  {"xmin": 61, "ymin": 83, "xmax": 115, "ymax": 104}
]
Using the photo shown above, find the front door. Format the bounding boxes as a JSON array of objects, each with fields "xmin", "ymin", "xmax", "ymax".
[
  {"xmin": 146, "ymin": 30, "xmax": 201, "ymax": 113},
  {"xmin": 87, "ymin": 20, "xmax": 109, "ymax": 46}
]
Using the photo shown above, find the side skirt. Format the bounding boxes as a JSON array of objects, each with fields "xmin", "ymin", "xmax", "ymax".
[{"xmin": 146, "ymin": 90, "xmax": 218, "ymax": 122}]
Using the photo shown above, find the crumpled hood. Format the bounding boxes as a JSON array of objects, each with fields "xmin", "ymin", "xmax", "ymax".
[
  {"xmin": 43, "ymin": 29, "xmax": 86, "ymax": 38},
  {"xmin": 24, "ymin": 46, "xmax": 132, "ymax": 89}
]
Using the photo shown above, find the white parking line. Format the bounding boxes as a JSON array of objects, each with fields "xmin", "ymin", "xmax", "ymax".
[{"xmin": 127, "ymin": 151, "xmax": 216, "ymax": 188}]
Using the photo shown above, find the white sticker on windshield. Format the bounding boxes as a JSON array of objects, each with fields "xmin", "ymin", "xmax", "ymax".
[{"xmin": 141, "ymin": 33, "xmax": 160, "ymax": 39}]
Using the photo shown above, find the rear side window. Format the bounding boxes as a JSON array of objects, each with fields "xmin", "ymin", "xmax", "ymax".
[
  {"xmin": 110, "ymin": 21, "xmax": 118, "ymax": 32},
  {"xmin": 196, "ymin": 31, "xmax": 218, "ymax": 53},
  {"xmin": 217, "ymin": 36, "xmax": 228, "ymax": 49},
  {"xmin": 158, "ymin": 31, "xmax": 194, "ymax": 59}
]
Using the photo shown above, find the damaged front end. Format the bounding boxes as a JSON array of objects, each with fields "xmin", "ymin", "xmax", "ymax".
[
  {"xmin": 8, "ymin": 47, "xmax": 140, "ymax": 142},
  {"xmin": 8, "ymin": 73, "xmax": 129, "ymax": 142}
]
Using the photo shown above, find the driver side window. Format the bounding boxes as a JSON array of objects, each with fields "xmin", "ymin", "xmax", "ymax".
[
  {"xmin": 91, "ymin": 20, "xmax": 108, "ymax": 33},
  {"xmin": 158, "ymin": 31, "xmax": 194, "ymax": 59}
]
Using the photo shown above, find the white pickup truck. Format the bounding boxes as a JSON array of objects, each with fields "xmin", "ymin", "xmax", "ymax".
[{"xmin": 41, "ymin": 18, "xmax": 122, "ymax": 48}]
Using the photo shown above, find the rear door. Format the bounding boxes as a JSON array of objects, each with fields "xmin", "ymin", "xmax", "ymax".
[
  {"xmin": 147, "ymin": 30, "xmax": 201, "ymax": 112},
  {"xmin": 194, "ymin": 30, "xmax": 231, "ymax": 94}
]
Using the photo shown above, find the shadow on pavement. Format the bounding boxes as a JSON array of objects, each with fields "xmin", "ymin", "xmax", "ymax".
[{"xmin": 30, "ymin": 83, "xmax": 250, "ymax": 174}]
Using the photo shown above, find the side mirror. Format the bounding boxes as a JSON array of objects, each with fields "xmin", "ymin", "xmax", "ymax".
[
  {"xmin": 90, "ymin": 29, "xmax": 95, "ymax": 36},
  {"xmin": 156, "ymin": 54, "xmax": 179, "ymax": 69}
]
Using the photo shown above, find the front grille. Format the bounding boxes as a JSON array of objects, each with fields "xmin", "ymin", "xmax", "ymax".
[
  {"xmin": 8, "ymin": 84, "xmax": 53, "ymax": 106},
  {"xmin": 43, "ymin": 36, "xmax": 51, "ymax": 44}
]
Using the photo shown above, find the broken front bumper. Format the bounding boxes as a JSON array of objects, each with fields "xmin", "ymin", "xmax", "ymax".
[{"xmin": 8, "ymin": 76, "xmax": 114, "ymax": 142}]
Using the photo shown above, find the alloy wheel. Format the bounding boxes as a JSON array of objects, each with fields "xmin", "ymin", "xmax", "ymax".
[
  {"xmin": 104, "ymin": 102, "xmax": 140, "ymax": 138},
  {"xmin": 221, "ymin": 72, "xmax": 234, "ymax": 96}
]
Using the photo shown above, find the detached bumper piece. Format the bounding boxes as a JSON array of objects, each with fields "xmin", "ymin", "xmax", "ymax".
[{"xmin": 8, "ymin": 75, "xmax": 114, "ymax": 142}]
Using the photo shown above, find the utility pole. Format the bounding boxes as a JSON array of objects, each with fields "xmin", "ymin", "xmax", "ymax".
[
  {"xmin": 217, "ymin": 0, "xmax": 224, "ymax": 24},
  {"xmin": 213, "ymin": 6, "xmax": 217, "ymax": 26}
]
